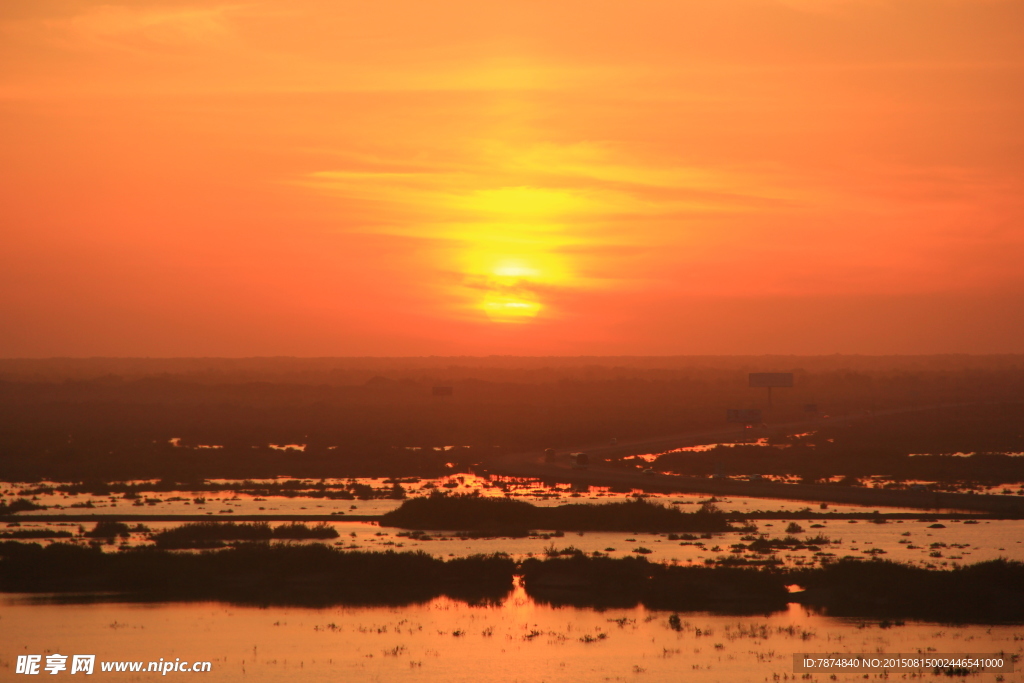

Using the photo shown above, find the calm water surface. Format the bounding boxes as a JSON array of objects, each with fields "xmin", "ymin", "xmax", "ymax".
[{"xmin": 3, "ymin": 585, "xmax": 1022, "ymax": 683}]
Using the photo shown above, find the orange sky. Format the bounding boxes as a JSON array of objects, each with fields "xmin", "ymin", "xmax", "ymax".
[{"xmin": 2, "ymin": 0, "xmax": 1023, "ymax": 356}]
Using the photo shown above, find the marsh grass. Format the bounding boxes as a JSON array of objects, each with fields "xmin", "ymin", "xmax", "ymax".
[
  {"xmin": 153, "ymin": 521, "xmax": 339, "ymax": 548},
  {"xmin": 381, "ymin": 495, "xmax": 732, "ymax": 533}
]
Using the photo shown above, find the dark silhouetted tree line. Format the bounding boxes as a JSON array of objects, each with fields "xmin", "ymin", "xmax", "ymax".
[{"xmin": 2, "ymin": 540, "xmax": 1019, "ymax": 620}]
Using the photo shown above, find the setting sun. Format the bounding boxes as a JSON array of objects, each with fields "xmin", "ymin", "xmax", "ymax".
[{"xmin": 481, "ymin": 296, "xmax": 543, "ymax": 322}]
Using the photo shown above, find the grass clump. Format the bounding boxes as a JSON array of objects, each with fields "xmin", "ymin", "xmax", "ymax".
[
  {"xmin": 153, "ymin": 521, "xmax": 339, "ymax": 549},
  {"xmin": 380, "ymin": 494, "xmax": 732, "ymax": 534}
]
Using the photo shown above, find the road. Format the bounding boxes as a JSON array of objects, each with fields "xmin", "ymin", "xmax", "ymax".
[{"xmin": 477, "ymin": 404, "xmax": 1024, "ymax": 516}]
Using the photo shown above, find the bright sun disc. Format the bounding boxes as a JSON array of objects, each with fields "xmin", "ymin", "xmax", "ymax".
[{"xmin": 482, "ymin": 296, "xmax": 542, "ymax": 321}]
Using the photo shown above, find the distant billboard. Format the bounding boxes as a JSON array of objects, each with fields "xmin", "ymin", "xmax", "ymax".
[
  {"xmin": 749, "ymin": 372, "xmax": 794, "ymax": 388},
  {"xmin": 727, "ymin": 409, "xmax": 763, "ymax": 424},
  {"xmin": 431, "ymin": 386, "xmax": 454, "ymax": 397},
  {"xmin": 803, "ymin": 403, "xmax": 819, "ymax": 414}
]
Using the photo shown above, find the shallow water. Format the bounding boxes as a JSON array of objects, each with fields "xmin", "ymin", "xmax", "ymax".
[
  {"xmin": 6, "ymin": 475, "xmax": 1024, "ymax": 570},
  {"xmin": 8, "ymin": 517, "xmax": 1024, "ymax": 570},
  {"xmin": 4, "ymin": 475, "xmax": 1004, "ymax": 518},
  {"xmin": 2, "ymin": 586, "xmax": 1022, "ymax": 683}
]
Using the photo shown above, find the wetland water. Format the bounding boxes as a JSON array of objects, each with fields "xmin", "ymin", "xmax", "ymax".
[
  {"xmin": 0, "ymin": 474, "xmax": 888, "ymax": 526},
  {"xmin": 6, "ymin": 475, "xmax": 1024, "ymax": 569},
  {"xmin": 12, "ymin": 518, "xmax": 1022, "ymax": 569},
  {"xmin": 5, "ymin": 477, "xmax": 1024, "ymax": 681},
  {"xmin": 6, "ymin": 473, "xmax": 1018, "ymax": 517},
  {"xmin": 3, "ymin": 585, "xmax": 1022, "ymax": 683}
]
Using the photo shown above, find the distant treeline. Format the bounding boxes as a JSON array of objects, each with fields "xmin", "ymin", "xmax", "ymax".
[
  {"xmin": 0, "ymin": 356, "xmax": 1021, "ymax": 481},
  {"xmin": 379, "ymin": 495, "xmax": 733, "ymax": 533},
  {"xmin": 653, "ymin": 403, "xmax": 1024, "ymax": 483},
  {"xmin": 5, "ymin": 355, "xmax": 1022, "ymax": 384},
  {"xmin": 4, "ymin": 358, "xmax": 1019, "ymax": 385},
  {"xmin": 1, "ymin": 541, "xmax": 1020, "ymax": 620}
]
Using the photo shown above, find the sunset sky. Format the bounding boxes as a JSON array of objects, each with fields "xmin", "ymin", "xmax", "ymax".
[{"xmin": 2, "ymin": 0, "xmax": 1023, "ymax": 356}]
